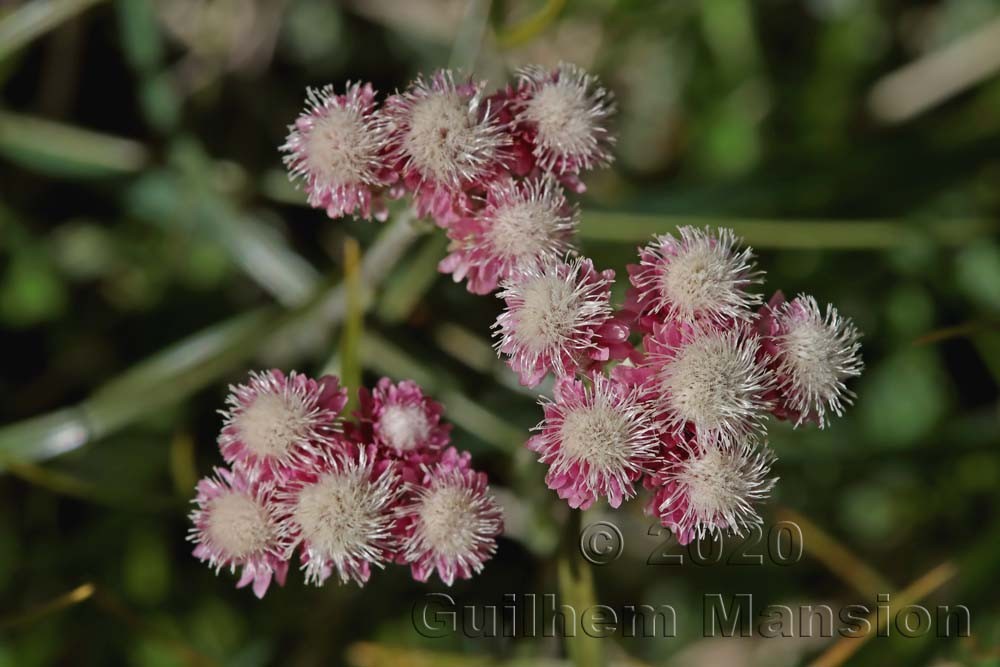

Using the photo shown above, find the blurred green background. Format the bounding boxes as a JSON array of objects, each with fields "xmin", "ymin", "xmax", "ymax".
[{"xmin": 1, "ymin": 0, "xmax": 999, "ymax": 665}]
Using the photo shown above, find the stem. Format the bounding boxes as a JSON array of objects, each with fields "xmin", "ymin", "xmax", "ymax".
[{"xmin": 556, "ymin": 510, "xmax": 605, "ymax": 667}]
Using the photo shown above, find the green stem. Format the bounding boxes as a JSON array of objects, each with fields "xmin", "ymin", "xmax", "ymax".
[
  {"xmin": 556, "ymin": 511, "xmax": 605, "ymax": 667},
  {"xmin": 578, "ymin": 211, "xmax": 997, "ymax": 249}
]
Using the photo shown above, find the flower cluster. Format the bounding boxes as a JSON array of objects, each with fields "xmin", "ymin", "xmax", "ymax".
[
  {"xmin": 506, "ymin": 227, "xmax": 864, "ymax": 544},
  {"xmin": 188, "ymin": 371, "xmax": 503, "ymax": 597},
  {"xmin": 281, "ymin": 64, "xmax": 865, "ymax": 549},
  {"xmin": 281, "ymin": 63, "xmax": 614, "ymax": 294}
]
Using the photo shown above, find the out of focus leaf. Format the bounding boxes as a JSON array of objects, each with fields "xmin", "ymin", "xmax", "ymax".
[
  {"xmin": 50, "ymin": 221, "xmax": 116, "ymax": 281},
  {"xmin": 693, "ymin": 97, "xmax": 762, "ymax": 176},
  {"xmin": 0, "ymin": 216, "xmax": 423, "ymax": 468},
  {"xmin": 138, "ymin": 73, "xmax": 182, "ymax": 132},
  {"xmin": 188, "ymin": 600, "xmax": 245, "ymax": 659},
  {"xmin": 128, "ymin": 163, "xmax": 320, "ymax": 307},
  {"xmin": 775, "ymin": 507, "xmax": 893, "ymax": 596},
  {"xmin": 281, "ymin": 0, "xmax": 345, "ymax": 66},
  {"xmin": 0, "ymin": 309, "xmax": 268, "ymax": 469},
  {"xmin": 168, "ymin": 432, "xmax": 198, "ymax": 497},
  {"xmin": 972, "ymin": 330, "xmax": 1000, "ymax": 383},
  {"xmin": 955, "ymin": 241, "xmax": 1000, "ymax": 312},
  {"xmin": 123, "ymin": 529, "xmax": 171, "ymax": 605},
  {"xmin": 810, "ymin": 561, "xmax": 957, "ymax": 667},
  {"xmin": 0, "ymin": 250, "xmax": 67, "ymax": 327},
  {"xmin": 447, "ymin": 0, "xmax": 490, "ymax": 68},
  {"xmin": 113, "ymin": 0, "xmax": 162, "ymax": 72},
  {"xmin": 858, "ymin": 347, "xmax": 951, "ymax": 448},
  {"xmin": 0, "ymin": 0, "xmax": 106, "ymax": 62},
  {"xmin": 376, "ymin": 233, "xmax": 447, "ymax": 324},
  {"xmin": 698, "ymin": 0, "xmax": 761, "ymax": 79},
  {"xmin": 3, "ymin": 460, "xmax": 175, "ymax": 510},
  {"xmin": 0, "ymin": 112, "xmax": 147, "ymax": 177},
  {"xmin": 0, "ymin": 517, "xmax": 20, "ymax": 595},
  {"xmin": 0, "ymin": 583, "xmax": 95, "ymax": 631}
]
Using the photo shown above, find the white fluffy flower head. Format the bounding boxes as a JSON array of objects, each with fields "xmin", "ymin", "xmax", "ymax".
[
  {"xmin": 637, "ymin": 226, "xmax": 763, "ymax": 324},
  {"xmin": 205, "ymin": 491, "xmax": 274, "ymax": 561},
  {"xmin": 403, "ymin": 469, "xmax": 503, "ymax": 585},
  {"xmin": 390, "ymin": 70, "xmax": 507, "ymax": 186},
  {"xmin": 774, "ymin": 295, "xmax": 863, "ymax": 427},
  {"xmin": 483, "ymin": 178, "xmax": 577, "ymax": 268},
  {"xmin": 494, "ymin": 258, "xmax": 612, "ymax": 371},
  {"xmin": 539, "ymin": 375, "xmax": 658, "ymax": 502},
  {"xmin": 663, "ymin": 440, "xmax": 777, "ymax": 541},
  {"xmin": 656, "ymin": 327, "xmax": 773, "ymax": 443},
  {"xmin": 280, "ymin": 82, "xmax": 385, "ymax": 217},
  {"xmin": 380, "ymin": 404, "xmax": 431, "ymax": 452},
  {"xmin": 517, "ymin": 62, "xmax": 615, "ymax": 172},
  {"xmin": 219, "ymin": 370, "xmax": 339, "ymax": 476},
  {"xmin": 284, "ymin": 448, "xmax": 398, "ymax": 585}
]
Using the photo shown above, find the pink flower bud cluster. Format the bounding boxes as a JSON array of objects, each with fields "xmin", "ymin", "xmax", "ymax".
[
  {"xmin": 281, "ymin": 63, "xmax": 614, "ymax": 294},
  {"xmin": 497, "ymin": 227, "xmax": 863, "ymax": 544},
  {"xmin": 188, "ymin": 370, "xmax": 503, "ymax": 597}
]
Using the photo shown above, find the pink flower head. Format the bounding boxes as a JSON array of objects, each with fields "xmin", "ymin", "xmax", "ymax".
[
  {"xmin": 188, "ymin": 467, "xmax": 291, "ymax": 598},
  {"xmin": 643, "ymin": 321, "xmax": 773, "ymax": 445},
  {"xmin": 528, "ymin": 374, "xmax": 658, "ymax": 509},
  {"xmin": 758, "ymin": 292, "xmax": 863, "ymax": 428},
  {"xmin": 494, "ymin": 257, "xmax": 618, "ymax": 387},
  {"xmin": 382, "ymin": 70, "xmax": 509, "ymax": 224},
  {"xmin": 366, "ymin": 377, "xmax": 451, "ymax": 459},
  {"xmin": 218, "ymin": 370, "xmax": 347, "ymax": 482},
  {"xmin": 276, "ymin": 443, "xmax": 400, "ymax": 586},
  {"xmin": 398, "ymin": 450, "xmax": 503, "ymax": 585},
  {"xmin": 646, "ymin": 438, "xmax": 777, "ymax": 545},
  {"xmin": 626, "ymin": 226, "xmax": 762, "ymax": 331},
  {"xmin": 280, "ymin": 82, "xmax": 389, "ymax": 220},
  {"xmin": 514, "ymin": 62, "xmax": 615, "ymax": 182},
  {"xmin": 439, "ymin": 176, "xmax": 578, "ymax": 294}
]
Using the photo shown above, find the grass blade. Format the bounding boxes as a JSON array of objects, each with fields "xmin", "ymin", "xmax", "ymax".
[
  {"xmin": 376, "ymin": 233, "xmax": 447, "ymax": 324},
  {"xmin": 496, "ymin": 0, "xmax": 566, "ymax": 48},
  {"xmin": 578, "ymin": 211, "xmax": 998, "ymax": 249},
  {"xmin": 0, "ymin": 0, "xmax": 106, "ymax": 62},
  {"xmin": 0, "ymin": 111, "xmax": 147, "ymax": 177}
]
